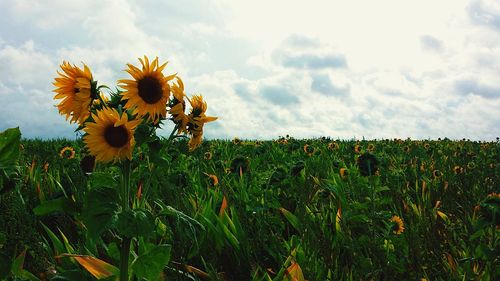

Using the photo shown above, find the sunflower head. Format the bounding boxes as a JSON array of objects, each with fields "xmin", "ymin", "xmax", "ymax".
[
  {"xmin": 390, "ymin": 215, "xmax": 405, "ymax": 234},
  {"xmin": 357, "ymin": 152, "xmax": 379, "ymax": 176},
  {"xmin": 169, "ymin": 77, "xmax": 189, "ymax": 133},
  {"xmin": 433, "ymin": 169, "xmax": 442, "ymax": 179},
  {"xmin": 303, "ymin": 144, "xmax": 314, "ymax": 155},
  {"xmin": 59, "ymin": 146, "xmax": 76, "ymax": 159},
  {"xmin": 328, "ymin": 142, "xmax": 339, "ymax": 150},
  {"xmin": 80, "ymin": 155, "xmax": 96, "ymax": 174},
  {"xmin": 204, "ymin": 151, "xmax": 213, "ymax": 160},
  {"xmin": 233, "ymin": 137, "xmax": 241, "ymax": 145},
  {"xmin": 186, "ymin": 95, "xmax": 217, "ymax": 151},
  {"xmin": 204, "ymin": 173, "xmax": 219, "ymax": 187},
  {"xmin": 53, "ymin": 61, "xmax": 96, "ymax": 124},
  {"xmin": 354, "ymin": 144, "xmax": 361, "ymax": 153},
  {"xmin": 83, "ymin": 107, "xmax": 141, "ymax": 163},
  {"xmin": 367, "ymin": 143, "xmax": 375, "ymax": 152},
  {"xmin": 118, "ymin": 56, "xmax": 175, "ymax": 123},
  {"xmin": 340, "ymin": 167, "xmax": 348, "ymax": 179}
]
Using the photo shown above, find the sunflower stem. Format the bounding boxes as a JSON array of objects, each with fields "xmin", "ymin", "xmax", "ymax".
[{"xmin": 119, "ymin": 160, "xmax": 132, "ymax": 281}]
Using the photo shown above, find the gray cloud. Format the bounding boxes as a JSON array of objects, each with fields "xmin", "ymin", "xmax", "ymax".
[
  {"xmin": 275, "ymin": 52, "xmax": 347, "ymax": 70},
  {"xmin": 454, "ymin": 79, "xmax": 500, "ymax": 99},
  {"xmin": 282, "ymin": 34, "xmax": 320, "ymax": 49},
  {"xmin": 310, "ymin": 73, "xmax": 350, "ymax": 97},
  {"xmin": 420, "ymin": 35, "xmax": 443, "ymax": 52},
  {"xmin": 468, "ymin": 0, "xmax": 500, "ymax": 31},
  {"xmin": 259, "ymin": 85, "xmax": 299, "ymax": 106}
]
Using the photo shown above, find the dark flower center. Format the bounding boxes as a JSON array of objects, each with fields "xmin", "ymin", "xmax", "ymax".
[
  {"xmin": 138, "ymin": 75, "xmax": 163, "ymax": 104},
  {"xmin": 104, "ymin": 125, "xmax": 129, "ymax": 148}
]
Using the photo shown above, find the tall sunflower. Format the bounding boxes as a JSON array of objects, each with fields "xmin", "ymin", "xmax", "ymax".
[
  {"xmin": 53, "ymin": 61, "xmax": 95, "ymax": 124},
  {"xmin": 168, "ymin": 77, "xmax": 189, "ymax": 133},
  {"xmin": 83, "ymin": 107, "xmax": 141, "ymax": 163},
  {"xmin": 118, "ymin": 56, "xmax": 175, "ymax": 122},
  {"xmin": 187, "ymin": 95, "xmax": 217, "ymax": 151},
  {"xmin": 390, "ymin": 215, "xmax": 405, "ymax": 235}
]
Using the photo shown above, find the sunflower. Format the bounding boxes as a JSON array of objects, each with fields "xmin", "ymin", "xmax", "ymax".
[
  {"xmin": 186, "ymin": 95, "xmax": 217, "ymax": 151},
  {"xmin": 453, "ymin": 165, "xmax": 462, "ymax": 174},
  {"xmin": 328, "ymin": 142, "xmax": 339, "ymax": 150},
  {"xmin": 204, "ymin": 151, "xmax": 213, "ymax": 160},
  {"xmin": 80, "ymin": 155, "xmax": 96, "ymax": 174},
  {"xmin": 168, "ymin": 77, "xmax": 189, "ymax": 133},
  {"xmin": 357, "ymin": 152, "xmax": 379, "ymax": 176},
  {"xmin": 204, "ymin": 173, "xmax": 219, "ymax": 187},
  {"xmin": 53, "ymin": 61, "xmax": 95, "ymax": 124},
  {"xmin": 118, "ymin": 56, "xmax": 175, "ymax": 122},
  {"xmin": 59, "ymin": 146, "xmax": 76, "ymax": 159},
  {"xmin": 432, "ymin": 170, "xmax": 442, "ymax": 179},
  {"xmin": 83, "ymin": 107, "xmax": 141, "ymax": 163},
  {"xmin": 390, "ymin": 215, "xmax": 405, "ymax": 234},
  {"xmin": 340, "ymin": 168, "xmax": 348, "ymax": 179},
  {"xmin": 354, "ymin": 144, "xmax": 361, "ymax": 153},
  {"xmin": 367, "ymin": 143, "xmax": 375, "ymax": 152},
  {"xmin": 303, "ymin": 144, "xmax": 314, "ymax": 155},
  {"xmin": 233, "ymin": 137, "xmax": 241, "ymax": 145}
]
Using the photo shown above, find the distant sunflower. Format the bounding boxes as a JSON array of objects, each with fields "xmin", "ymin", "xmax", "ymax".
[
  {"xmin": 367, "ymin": 143, "xmax": 375, "ymax": 152},
  {"xmin": 80, "ymin": 155, "xmax": 96, "ymax": 174},
  {"xmin": 303, "ymin": 144, "xmax": 314, "ymax": 155},
  {"xmin": 328, "ymin": 142, "xmax": 339, "ymax": 150},
  {"xmin": 187, "ymin": 95, "xmax": 217, "ymax": 151},
  {"xmin": 168, "ymin": 77, "xmax": 189, "ymax": 133},
  {"xmin": 204, "ymin": 151, "xmax": 213, "ymax": 160},
  {"xmin": 59, "ymin": 146, "xmax": 75, "ymax": 159},
  {"xmin": 354, "ymin": 144, "xmax": 361, "ymax": 153},
  {"xmin": 118, "ymin": 56, "xmax": 175, "ymax": 122},
  {"xmin": 53, "ymin": 61, "xmax": 95, "ymax": 124},
  {"xmin": 340, "ymin": 168, "xmax": 348, "ymax": 179},
  {"xmin": 233, "ymin": 137, "xmax": 241, "ymax": 145},
  {"xmin": 432, "ymin": 170, "xmax": 442, "ymax": 179},
  {"xmin": 204, "ymin": 173, "xmax": 219, "ymax": 187},
  {"xmin": 390, "ymin": 215, "xmax": 405, "ymax": 234},
  {"xmin": 357, "ymin": 152, "xmax": 379, "ymax": 176},
  {"xmin": 83, "ymin": 107, "xmax": 141, "ymax": 163}
]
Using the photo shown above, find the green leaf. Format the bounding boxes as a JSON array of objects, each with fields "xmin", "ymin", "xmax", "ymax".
[
  {"xmin": 11, "ymin": 248, "xmax": 27, "ymax": 277},
  {"xmin": 116, "ymin": 208, "xmax": 155, "ymax": 238},
  {"xmin": 33, "ymin": 197, "xmax": 78, "ymax": 216},
  {"xmin": 40, "ymin": 222, "xmax": 65, "ymax": 255},
  {"xmin": 279, "ymin": 207, "xmax": 301, "ymax": 233},
  {"xmin": 132, "ymin": 244, "xmax": 172, "ymax": 281},
  {"xmin": 82, "ymin": 186, "xmax": 119, "ymax": 239},
  {"xmin": 0, "ymin": 252, "xmax": 11, "ymax": 279},
  {"xmin": 0, "ymin": 127, "xmax": 21, "ymax": 175}
]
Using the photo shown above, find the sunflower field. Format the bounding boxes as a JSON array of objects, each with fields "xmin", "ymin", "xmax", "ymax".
[{"xmin": 0, "ymin": 56, "xmax": 499, "ymax": 281}]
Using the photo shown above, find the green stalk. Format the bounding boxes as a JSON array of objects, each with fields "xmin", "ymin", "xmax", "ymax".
[
  {"xmin": 120, "ymin": 160, "xmax": 132, "ymax": 281},
  {"xmin": 120, "ymin": 237, "xmax": 131, "ymax": 281}
]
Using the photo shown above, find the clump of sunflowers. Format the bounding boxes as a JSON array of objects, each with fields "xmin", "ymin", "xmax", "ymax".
[
  {"xmin": 53, "ymin": 55, "xmax": 217, "ymax": 163},
  {"xmin": 52, "ymin": 56, "xmax": 216, "ymax": 281}
]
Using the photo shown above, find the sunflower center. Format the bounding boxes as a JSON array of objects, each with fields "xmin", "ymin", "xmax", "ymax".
[
  {"xmin": 104, "ymin": 125, "xmax": 129, "ymax": 148},
  {"xmin": 138, "ymin": 75, "xmax": 163, "ymax": 104}
]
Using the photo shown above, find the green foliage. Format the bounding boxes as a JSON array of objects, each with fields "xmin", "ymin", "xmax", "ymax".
[
  {"xmin": 4, "ymin": 137, "xmax": 500, "ymax": 280},
  {"xmin": 132, "ymin": 244, "xmax": 172, "ymax": 280}
]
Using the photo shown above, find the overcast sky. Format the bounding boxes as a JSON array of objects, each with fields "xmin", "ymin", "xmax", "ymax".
[{"xmin": 1, "ymin": 0, "xmax": 499, "ymax": 140}]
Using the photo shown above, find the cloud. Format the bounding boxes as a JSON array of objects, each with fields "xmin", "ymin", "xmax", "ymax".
[
  {"xmin": 274, "ymin": 52, "xmax": 347, "ymax": 70},
  {"xmin": 454, "ymin": 79, "xmax": 500, "ymax": 99},
  {"xmin": 259, "ymin": 85, "xmax": 299, "ymax": 106},
  {"xmin": 310, "ymin": 73, "xmax": 350, "ymax": 97},
  {"xmin": 468, "ymin": 0, "xmax": 500, "ymax": 31},
  {"xmin": 420, "ymin": 35, "xmax": 443, "ymax": 52}
]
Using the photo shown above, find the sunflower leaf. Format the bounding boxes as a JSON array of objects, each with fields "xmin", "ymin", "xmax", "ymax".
[
  {"xmin": 0, "ymin": 127, "xmax": 21, "ymax": 177},
  {"xmin": 82, "ymin": 186, "xmax": 119, "ymax": 239},
  {"xmin": 132, "ymin": 244, "xmax": 172, "ymax": 281}
]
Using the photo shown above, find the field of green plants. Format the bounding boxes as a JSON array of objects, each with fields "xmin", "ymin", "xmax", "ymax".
[{"xmin": 0, "ymin": 128, "xmax": 498, "ymax": 281}]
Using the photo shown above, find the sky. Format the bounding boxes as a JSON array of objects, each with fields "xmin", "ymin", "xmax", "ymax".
[{"xmin": 1, "ymin": 0, "xmax": 499, "ymax": 140}]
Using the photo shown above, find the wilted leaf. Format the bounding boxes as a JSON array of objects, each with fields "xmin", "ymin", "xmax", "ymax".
[
  {"xmin": 283, "ymin": 262, "xmax": 305, "ymax": 281},
  {"xmin": 57, "ymin": 254, "xmax": 119, "ymax": 279}
]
